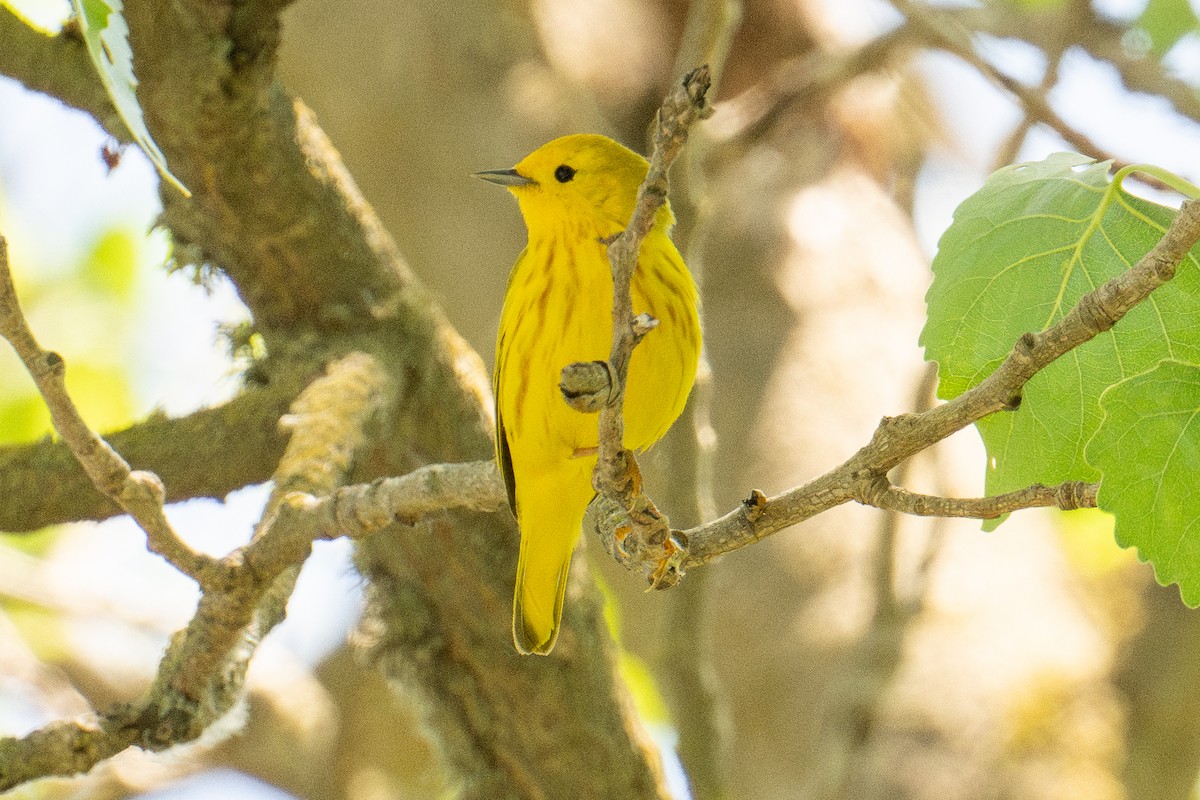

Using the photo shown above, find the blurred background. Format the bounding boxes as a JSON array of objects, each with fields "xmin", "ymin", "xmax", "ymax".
[{"xmin": 3, "ymin": 0, "xmax": 1200, "ymax": 798}]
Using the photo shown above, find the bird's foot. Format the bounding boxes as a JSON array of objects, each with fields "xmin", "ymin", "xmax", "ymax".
[{"xmin": 647, "ymin": 530, "xmax": 687, "ymax": 590}]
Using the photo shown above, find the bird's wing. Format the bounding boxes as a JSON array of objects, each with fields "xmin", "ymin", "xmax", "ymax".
[
  {"xmin": 494, "ymin": 263, "xmax": 522, "ymax": 518},
  {"xmin": 494, "ymin": 379, "xmax": 518, "ymax": 517}
]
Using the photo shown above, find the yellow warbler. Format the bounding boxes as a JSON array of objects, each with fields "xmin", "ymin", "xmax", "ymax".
[{"xmin": 478, "ymin": 134, "xmax": 701, "ymax": 655}]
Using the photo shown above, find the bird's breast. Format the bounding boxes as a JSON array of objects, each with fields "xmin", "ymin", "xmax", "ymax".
[{"xmin": 498, "ymin": 228, "xmax": 700, "ymax": 466}]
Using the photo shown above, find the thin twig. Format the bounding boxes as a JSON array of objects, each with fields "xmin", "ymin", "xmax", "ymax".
[
  {"xmin": 868, "ymin": 480, "xmax": 1098, "ymax": 519},
  {"xmin": 906, "ymin": 3, "xmax": 1200, "ymax": 140},
  {"xmin": 589, "ymin": 65, "xmax": 713, "ymax": 588},
  {"xmin": 894, "ymin": 0, "xmax": 1177, "ymax": 190},
  {"xmin": 654, "ymin": 22, "xmax": 736, "ymax": 792},
  {"xmin": 991, "ymin": 48, "xmax": 1063, "ymax": 174},
  {"xmin": 664, "ymin": 196, "xmax": 1200, "ymax": 572},
  {"xmin": 0, "ymin": 237, "xmax": 211, "ymax": 579}
]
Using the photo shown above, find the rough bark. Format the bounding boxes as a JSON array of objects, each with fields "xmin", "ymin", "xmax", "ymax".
[{"xmin": 1, "ymin": 0, "xmax": 670, "ymax": 795}]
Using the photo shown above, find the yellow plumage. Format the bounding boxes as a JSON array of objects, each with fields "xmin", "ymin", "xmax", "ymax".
[{"xmin": 480, "ymin": 134, "xmax": 701, "ymax": 655}]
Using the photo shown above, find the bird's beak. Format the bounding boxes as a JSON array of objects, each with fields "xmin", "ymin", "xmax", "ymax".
[{"xmin": 474, "ymin": 169, "xmax": 536, "ymax": 188}]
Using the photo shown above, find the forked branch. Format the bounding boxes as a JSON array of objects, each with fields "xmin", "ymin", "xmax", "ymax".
[
  {"xmin": 0, "ymin": 238, "xmax": 210, "ymax": 579},
  {"xmin": 0, "ymin": 244, "xmax": 390, "ymax": 790}
]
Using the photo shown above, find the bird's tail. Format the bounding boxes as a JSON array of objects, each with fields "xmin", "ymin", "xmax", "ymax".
[{"xmin": 512, "ymin": 462, "xmax": 592, "ymax": 655}]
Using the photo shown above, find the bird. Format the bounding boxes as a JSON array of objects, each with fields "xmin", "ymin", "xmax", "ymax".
[{"xmin": 477, "ymin": 134, "xmax": 702, "ymax": 655}]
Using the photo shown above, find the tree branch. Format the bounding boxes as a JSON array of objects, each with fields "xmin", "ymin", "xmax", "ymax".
[
  {"xmin": 889, "ymin": 3, "xmax": 1200, "ymax": 130},
  {"xmin": 892, "ymin": 1, "xmax": 1157, "ymax": 179},
  {"xmin": 1077, "ymin": 15, "xmax": 1200, "ymax": 125},
  {"xmin": 586, "ymin": 65, "xmax": 712, "ymax": 589},
  {"xmin": 0, "ymin": 7, "xmax": 128, "ymax": 139},
  {"xmin": 62, "ymin": 2, "xmax": 673, "ymax": 795},
  {"xmin": 305, "ymin": 460, "xmax": 507, "ymax": 537},
  {"xmin": 661, "ymin": 196, "xmax": 1200, "ymax": 571},
  {"xmin": 85, "ymin": 189, "xmax": 1188, "ymax": 601},
  {"xmin": 233, "ymin": 467, "xmax": 1091, "ymax": 571},
  {"xmin": 0, "ymin": 237, "xmax": 209, "ymax": 578},
  {"xmin": 0, "ymin": 369, "xmax": 310, "ymax": 532},
  {"xmin": 866, "ymin": 479, "xmax": 1098, "ymax": 519},
  {"xmin": 0, "ymin": 352, "xmax": 388, "ymax": 791},
  {"xmin": 173, "ymin": 183, "xmax": 1200, "ymax": 584},
  {"xmin": 648, "ymin": 14, "xmax": 737, "ymax": 790},
  {"xmin": 167, "ymin": 352, "xmax": 389, "ymax": 701}
]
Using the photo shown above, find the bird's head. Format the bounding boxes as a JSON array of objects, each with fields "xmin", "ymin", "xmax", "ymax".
[{"xmin": 475, "ymin": 134, "xmax": 673, "ymax": 237}]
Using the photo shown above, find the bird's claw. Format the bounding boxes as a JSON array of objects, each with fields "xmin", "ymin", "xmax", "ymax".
[
  {"xmin": 612, "ymin": 523, "xmax": 633, "ymax": 559},
  {"xmin": 623, "ymin": 451, "xmax": 644, "ymax": 496},
  {"xmin": 646, "ymin": 531, "xmax": 687, "ymax": 590}
]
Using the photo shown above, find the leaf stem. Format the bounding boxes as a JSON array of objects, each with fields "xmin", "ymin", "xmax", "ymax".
[{"xmin": 1114, "ymin": 164, "xmax": 1200, "ymax": 200}]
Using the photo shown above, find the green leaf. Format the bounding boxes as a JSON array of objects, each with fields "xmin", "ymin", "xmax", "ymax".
[
  {"xmin": 1087, "ymin": 360, "xmax": 1200, "ymax": 605},
  {"xmin": 70, "ymin": 0, "xmax": 190, "ymax": 196},
  {"xmin": 920, "ymin": 153, "xmax": 1200, "ymax": 509},
  {"xmin": 1137, "ymin": 0, "xmax": 1199, "ymax": 56}
]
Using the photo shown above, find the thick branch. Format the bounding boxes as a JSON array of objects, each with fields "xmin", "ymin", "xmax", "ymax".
[
  {"xmin": 0, "ymin": 367, "xmax": 308, "ymax": 532},
  {"xmin": 79, "ymin": 2, "xmax": 674, "ymax": 796},
  {"xmin": 126, "ymin": 0, "xmax": 423, "ymax": 334},
  {"xmin": 0, "ymin": 7, "xmax": 128, "ymax": 139}
]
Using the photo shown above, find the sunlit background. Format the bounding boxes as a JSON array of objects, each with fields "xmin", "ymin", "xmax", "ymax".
[{"xmin": 3, "ymin": 0, "xmax": 1200, "ymax": 797}]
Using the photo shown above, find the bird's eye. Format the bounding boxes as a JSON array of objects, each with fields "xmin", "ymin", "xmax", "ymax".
[{"xmin": 554, "ymin": 164, "xmax": 576, "ymax": 183}]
